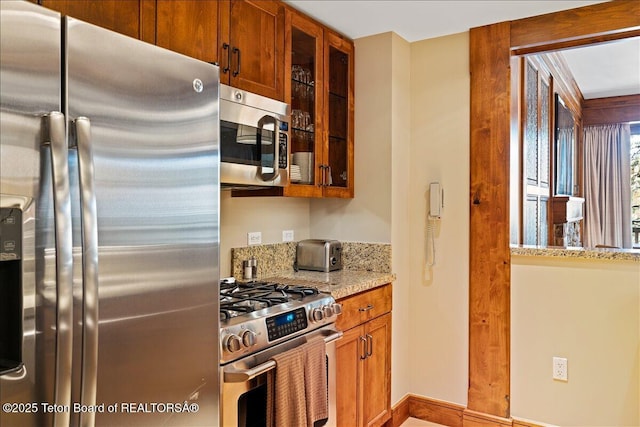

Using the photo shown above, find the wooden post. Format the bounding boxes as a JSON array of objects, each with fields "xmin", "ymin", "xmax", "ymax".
[{"xmin": 468, "ymin": 21, "xmax": 512, "ymax": 419}]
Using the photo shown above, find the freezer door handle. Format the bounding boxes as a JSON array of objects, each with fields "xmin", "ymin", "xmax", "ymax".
[
  {"xmin": 74, "ymin": 117, "xmax": 100, "ymax": 427},
  {"xmin": 46, "ymin": 111, "xmax": 74, "ymax": 427}
]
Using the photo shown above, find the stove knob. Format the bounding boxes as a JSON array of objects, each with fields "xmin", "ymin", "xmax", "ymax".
[
  {"xmin": 322, "ymin": 305, "xmax": 333, "ymax": 318},
  {"xmin": 224, "ymin": 334, "xmax": 242, "ymax": 353},
  {"xmin": 310, "ymin": 307, "xmax": 324, "ymax": 323},
  {"xmin": 241, "ymin": 330, "xmax": 257, "ymax": 348},
  {"xmin": 331, "ymin": 302, "xmax": 343, "ymax": 315}
]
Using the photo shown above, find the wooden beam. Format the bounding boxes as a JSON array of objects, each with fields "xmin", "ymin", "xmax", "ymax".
[
  {"xmin": 468, "ymin": 21, "xmax": 512, "ymax": 419},
  {"xmin": 510, "ymin": 0, "xmax": 640, "ymax": 54},
  {"xmin": 583, "ymin": 94, "xmax": 640, "ymax": 126}
]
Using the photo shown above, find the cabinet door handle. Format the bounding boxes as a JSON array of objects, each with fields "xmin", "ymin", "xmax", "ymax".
[
  {"xmin": 359, "ymin": 304, "xmax": 374, "ymax": 312},
  {"xmin": 360, "ymin": 336, "xmax": 368, "ymax": 360},
  {"xmin": 318, "ymin": 165, "xmax": 325, "ymax": 187},
  {"xmin": 232, "ymin": 47, "xmax": 241, "ymax": 77},
  {"xmin": 366, "ymin": 334, "xmax": 373, "ymax": 357},
  {"xmin": 222, "ymin": 43, "xmax": 230, "ymax": 74}
]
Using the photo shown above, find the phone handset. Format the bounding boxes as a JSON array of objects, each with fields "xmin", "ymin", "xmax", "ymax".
[
  {"xmin": 429, "ymin": 182, "xmax": 443, "ymax": 219},
  {"xmin": 427, "ymin": 182, "xmax": 443, "ymax": 267}
]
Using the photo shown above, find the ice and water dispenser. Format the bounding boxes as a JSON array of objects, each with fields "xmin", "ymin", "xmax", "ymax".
[{"xmin": 0, "ymin": 207, "xmax": 22, "ymax": 375}]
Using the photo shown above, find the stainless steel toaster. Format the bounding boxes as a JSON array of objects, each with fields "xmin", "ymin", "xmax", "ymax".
[{"xmin": 295, "ymin": 239, "xmax": 343, "ymax": 272}]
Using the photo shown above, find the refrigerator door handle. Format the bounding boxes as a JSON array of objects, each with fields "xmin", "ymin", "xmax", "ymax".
[
  {"xmin": 46, "ymin": 111, "xmax": 74, "ymax": 427},
  {"xmin": 74, "ymin": 117, "xmax": 100, "ymax": 427}
]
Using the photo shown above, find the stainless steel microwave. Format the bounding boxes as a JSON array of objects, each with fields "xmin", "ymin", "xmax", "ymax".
[{"xmin": 220, "ymin": 84, "xmax": 289, "ymax": 188}]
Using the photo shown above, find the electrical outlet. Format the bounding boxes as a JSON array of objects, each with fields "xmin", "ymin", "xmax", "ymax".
[
  {"xmin": 282, "ymin": 230, "xmax": 294, "ymax": 242},
  {"xmin": 247, "ymin": 232, "xmax": 262, "ymax": 246},
  {"xmin": 553, "ymin": 357, "xmax": 568, "ymax": 381}
]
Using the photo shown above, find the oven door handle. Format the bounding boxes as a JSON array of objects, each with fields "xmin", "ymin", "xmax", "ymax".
[{"xmin": 223, "ymin": 330, "xmax": 343, "ymax": 383}]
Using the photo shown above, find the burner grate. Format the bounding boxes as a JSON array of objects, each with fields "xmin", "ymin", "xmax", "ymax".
[{"xmin": 219, "ymin": 280, "xmax": 320, "ymax": 320}]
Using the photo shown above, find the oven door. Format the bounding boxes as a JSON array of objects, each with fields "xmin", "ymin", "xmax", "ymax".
[
  {"xmin": 221, "ymin": 326, "xmax": 341, "ymax": 427},
  {"xmin": 220, "ymin": 85, "xmax": 289, "ymax": 188}
]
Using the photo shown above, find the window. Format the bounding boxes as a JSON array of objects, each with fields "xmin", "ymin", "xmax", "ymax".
[{"xmin": 631, "ymin": 123, "xmax": 640, "ymax": 247}]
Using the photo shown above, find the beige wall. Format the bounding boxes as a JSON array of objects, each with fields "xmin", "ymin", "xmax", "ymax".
[
  {"xmin": 311, "ymin": 32, "xmax": 413, "ymax": 402},
  {"xmin": 219, "ymin": 192, "xmax": 311, "ymax": 277},
  {"xmin": 408, "ymin": 32, "xmax": 470, "ymax": 406},
  {"xmin": 309, "ymin": 32, "xmax": 393, "ymax": 242},
  {"xmin": 390, "ymin": 33, "xmax": 412, "ymax": 405},
  {"xmin": 511, "ymin": 256, "xmax": 640, "ymax": 426}
]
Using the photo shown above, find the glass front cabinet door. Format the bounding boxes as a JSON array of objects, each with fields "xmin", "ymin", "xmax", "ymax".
[
  {"xmin": 284, "ymin": 11, "xmax": 354, "ymax": 198},
  {"xmin": 323, "ymin": 31, "xmax": 354, "ymax": 198}
]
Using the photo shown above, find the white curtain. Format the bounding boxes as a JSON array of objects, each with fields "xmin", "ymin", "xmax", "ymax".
[
  {"xmin": 556, "ymin": 127, "xmax": 574, "ymax": 195},
  {"xmin": 584, "ymin": 123, "xmax": 631, "ymax": 248}
]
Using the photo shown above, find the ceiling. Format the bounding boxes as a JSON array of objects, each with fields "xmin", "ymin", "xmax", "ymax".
[
  {"xmin": 559, "ymin": 39, "xmax": 640, "ymax": 99},
  {"xmin": 283, "ymin": 0, "xmax": 639, "ymax": 100}
]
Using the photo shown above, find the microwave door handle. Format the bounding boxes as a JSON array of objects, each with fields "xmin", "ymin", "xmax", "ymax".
[{"xmin": 257, "ymin": 115, "xmax": 278, "ymax": 181}]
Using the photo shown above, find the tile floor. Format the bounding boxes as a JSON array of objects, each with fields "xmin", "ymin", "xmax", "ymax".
[{"xmin": 400, "ymin": 417, "xmax": 447, "ymax": 426}]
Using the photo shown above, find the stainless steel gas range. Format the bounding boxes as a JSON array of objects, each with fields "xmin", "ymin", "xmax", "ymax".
[{"xmin": 219, "ymin": 279, "xmax": 342, "ymax": 427}]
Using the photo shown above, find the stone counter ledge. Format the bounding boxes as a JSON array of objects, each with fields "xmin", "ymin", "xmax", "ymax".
[{"xmin": 511, "ymin": 245, "xmax": 640, "ymax": 262}]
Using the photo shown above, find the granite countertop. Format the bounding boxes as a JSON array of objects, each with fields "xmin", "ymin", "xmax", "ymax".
[
  {"xmin": 511, "ymin": 245, "xmax": 640, "ymax": 262},
  {"xmin": 267, "ymin": 269, "xmax": 396, "ymax": 300},
  {"xmin": 231, "ymin": 241, "xmax": 395, "ymax": 299}
]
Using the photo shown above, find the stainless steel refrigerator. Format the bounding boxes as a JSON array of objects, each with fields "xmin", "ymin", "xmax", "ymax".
[{"xmin": 0, "ymin": 1, "xmax": 220, "ymax": 426}]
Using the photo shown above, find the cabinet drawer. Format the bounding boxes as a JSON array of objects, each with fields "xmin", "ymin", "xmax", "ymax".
[{"xmin": 336, "ymin": 284, "xmax": 391, "ymax": 331}]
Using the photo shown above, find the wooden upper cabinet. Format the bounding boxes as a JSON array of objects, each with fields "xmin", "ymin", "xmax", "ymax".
[
  {"xmin": 231, "ymin": 7, "xmax": 355, "ymax": 199},
  {"xmin": 283, "ymin": 8, "xmax": 325, "ymax": 197},
  {"xmin": 323, "ymin": 30, "xmax": 354, "ymax": 198},
  {"xmin": 283, "ymin": 12, "xmax": 354, "ymax": 199},
  {"xmin": 219, "ymin": 0, "xmax": 285, "ymax": 101},
  {"xmin": 40, "ymin": 0, "xmax": 155, "ymax": 42},
  {"xmin": 155, "ymin": 0, "xmax": 219, "ymax": 63}
]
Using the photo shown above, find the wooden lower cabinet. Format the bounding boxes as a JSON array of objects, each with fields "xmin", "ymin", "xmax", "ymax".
[{"xmin": 336, "ymin": 286, "xmax": 391, "ymax": 427}]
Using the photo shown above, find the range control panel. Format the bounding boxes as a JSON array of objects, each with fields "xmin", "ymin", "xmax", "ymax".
[
  {"xmin": 219, "ymin": 294, "xmax": 341, "ymax": 365},
  {"xmin": 266, "ymin": 307, "xmax": 307, "ymax": 341}
]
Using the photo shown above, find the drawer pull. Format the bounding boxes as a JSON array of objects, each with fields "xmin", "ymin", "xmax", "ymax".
[{"xmin": 359, "ymin": 304, "xmax": 374, "ymax": 312}]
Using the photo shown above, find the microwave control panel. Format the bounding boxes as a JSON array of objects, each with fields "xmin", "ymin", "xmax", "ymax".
[
  {"xmin": 278, "ymin": 123, "xmax": 288, "ymax": 169},
  {"xmin": 1, "ymin": 208, "xmax": 21, "ymax": 260}
]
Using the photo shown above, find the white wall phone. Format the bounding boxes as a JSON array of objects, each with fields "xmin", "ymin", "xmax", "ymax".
[
  {"xmin": 429, "ymin": 182, "xmax": 443, "ymax": 219},
  {"xmin": 427, "ymin": 182, "xmax": 443, "ymax": 267}
]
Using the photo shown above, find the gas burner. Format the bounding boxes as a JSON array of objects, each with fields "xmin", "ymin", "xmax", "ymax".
[{"xmin": 219, "ymin": 280, "xmax": 320, "ymax": 321}]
